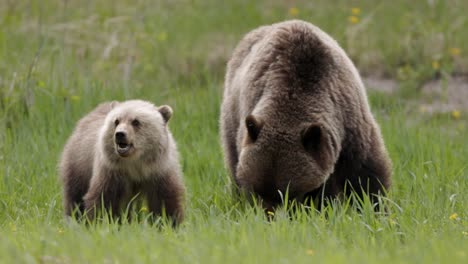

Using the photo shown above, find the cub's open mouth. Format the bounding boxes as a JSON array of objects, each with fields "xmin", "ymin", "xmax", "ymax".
[{"xmin": 116, "ymin": 142, "xmax": 134, "ymax": 157}]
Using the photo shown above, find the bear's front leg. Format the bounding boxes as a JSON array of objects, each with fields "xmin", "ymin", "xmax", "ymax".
[
  {"xmin": 83, "ymin": 169, "xmax": 126, "ymax": 222},
  {"xmin": 145, "ymin": 174, "xmax": 185, "ymax": 227}
]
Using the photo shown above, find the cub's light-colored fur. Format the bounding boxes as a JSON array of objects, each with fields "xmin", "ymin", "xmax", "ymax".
[{"xmin": 60, "ymin": 100, "xmax": 185, "ymax": 225}]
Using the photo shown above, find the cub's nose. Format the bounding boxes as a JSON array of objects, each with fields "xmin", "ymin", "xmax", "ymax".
[{"xmin": 115, "ymin": 131, "xmax": 127, "ymax": 141}]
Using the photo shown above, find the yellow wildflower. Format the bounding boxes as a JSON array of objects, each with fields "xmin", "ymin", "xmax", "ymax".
[
  {"xmin": 348, "ymin": 16, "xmax": 359, "ymax": 24},
  {"xmin": 449, "ymin": 213, "xmax": 458, "ymax": 220},
  {"xmin": 419, "ymin": 105, "xmax": 428, "ymax": 113},
  {"xmin": 306, "ymin": 249, "xmax": 314, "ymax": 256},
  {"xmin": 432, "ymin": 60, "xmax": 440, "ymax": 70},
  {"xmin": 266, "ymin": 210, "xmax": 275, "ymax": 217},
  {"xmin": 288, "ymin": 7, "xmax": 299, "ymax": 17},
  {"xmin": 157, "ymin": 32, "xmax": 167, "ymax": 42},
  {"xmin": 351, "ymin": 8, "xmax": 361, "ymax": 15},
  {"xmin": 37, "ymin": 81, "xmax": 46, "ymax": 88},
  {"xmin": 451, "ymin": 110, "xmax": 461, "ymax": 119},
  {"xmin": 449, "ymin": 47, "xmax": 461, "ymax": 56},
  {"xmin": 71, "ymin": 95, "xmax": 80, "ymax": 101},
  {"xmin": 140, "ymin": 206, "xmax": 149, "ymax": 213}
]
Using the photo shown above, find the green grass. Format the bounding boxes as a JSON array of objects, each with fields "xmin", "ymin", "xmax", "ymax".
[{"xmin": 1, "ymin": 1, "xmax": 467, "ymax": 263}]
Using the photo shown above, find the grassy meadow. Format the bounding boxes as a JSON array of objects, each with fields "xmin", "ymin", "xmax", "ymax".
[{"xmin": 0, "ymin": 0, "xmax": 467, "ymax": 263}]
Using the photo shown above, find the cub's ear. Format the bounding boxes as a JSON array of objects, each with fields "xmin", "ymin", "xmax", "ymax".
[
  {"xmin": 158, "ymin": 105, "xmax": 173, "ymax": 123},
  {"xmin": 110, "ymin": 101, "xmax": 119, "ymax": 109},
  {"xmin": 245, "ymin": 115, "xmax": 263, "ymax": 142}
]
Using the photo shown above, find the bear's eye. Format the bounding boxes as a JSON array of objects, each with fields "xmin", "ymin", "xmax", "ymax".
[
  {"xmin": 114, "ymin": 119, "xmax": 120, "ymax": 126},
  {"xmin": 131, "ymin": 119, "xmax": 140, "ymax": 127}
]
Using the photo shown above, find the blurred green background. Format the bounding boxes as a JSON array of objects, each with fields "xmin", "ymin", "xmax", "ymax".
[{"xmin": 0, "ymin": 1, "xmax": 466, "ymax": 263}]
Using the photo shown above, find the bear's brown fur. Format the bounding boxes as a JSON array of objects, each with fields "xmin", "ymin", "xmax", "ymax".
[
  {"xmin": 59, "ymin": 100, "xmax": 185, "ymax": 225},
  {"xmin": 220, "ymin": 20, "xmax": 392, "ymax": 210}
]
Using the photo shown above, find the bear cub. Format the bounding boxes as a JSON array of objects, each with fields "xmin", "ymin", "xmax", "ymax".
[{"xmin": 59, "ymin": 100, "xmax": 185, "ymax": 225}]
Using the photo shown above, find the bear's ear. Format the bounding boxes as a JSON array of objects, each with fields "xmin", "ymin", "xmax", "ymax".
[
  {"xmin": 158, "ymin": 105, "xmax": 173, "ymax": 123},
  {"xmin": 245, "ymin": 115, "xmax": 263, "ymax": 142},
  {"xmin": 301, "ymin": 124, "xmax": 322, "ymax": 153},
  {"xmin": 302, "ymin": 124, "xmax": 333, "ymax": 168}
]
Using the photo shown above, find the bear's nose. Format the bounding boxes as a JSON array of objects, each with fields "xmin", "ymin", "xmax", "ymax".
[{"xmin": 115, "ymin": 131, "xmax": 127, "ymax": 141}]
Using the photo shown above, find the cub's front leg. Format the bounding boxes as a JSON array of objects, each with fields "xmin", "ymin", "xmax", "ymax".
[
  {"xmin": 83, "ymin": 168, "xmax": 127, "ymax": 222},
  {"xmin": 145, "ymin": 174, "xmax": 185, "ymax": 226}
]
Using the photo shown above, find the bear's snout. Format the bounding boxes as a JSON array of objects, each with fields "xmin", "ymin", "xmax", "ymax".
[
  {"xmin": 254, "ymin": 185, "xmax": 283, "ymax": 208},
  {"xmin": 115, "ymin": 131, "xmax": 127, "ymax": 142}
]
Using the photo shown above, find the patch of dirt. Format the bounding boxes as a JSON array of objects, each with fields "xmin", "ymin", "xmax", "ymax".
[
  {"xmin": 363, "ymin": 76, "xmax": 468, "ymax": 113},
  {"xmin": 420, "ymin": 76, "xmax": 468, "ymax": 113},
  {"xmin": 363, "ymin": 77, "xmax": 398, "ymax": 94}
]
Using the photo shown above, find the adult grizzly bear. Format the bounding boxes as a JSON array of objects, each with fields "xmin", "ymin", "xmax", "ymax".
[
  {"xmin": 220, "ymin": 20, "xmax": 392, "ymax": 210},
  {"xmin": 59, "ymin": 100, "xmax": 185, "ymax": 225}
]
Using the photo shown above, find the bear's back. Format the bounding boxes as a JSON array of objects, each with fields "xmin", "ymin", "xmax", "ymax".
[{"xmin": 59, "ymin": 102, "xmax": 113, "ymax": 181}]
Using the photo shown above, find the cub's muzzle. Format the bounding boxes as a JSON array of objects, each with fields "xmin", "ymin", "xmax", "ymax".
[{"xmin": 114, "ymin": 131, "xmax": 133, "ymax": 157}]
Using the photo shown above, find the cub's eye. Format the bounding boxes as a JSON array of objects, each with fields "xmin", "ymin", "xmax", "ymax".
[
  {"xmin": 114, "ymin": 119, "xmax": 120, "ymax": 126},
  {"xmin": 131, "ymin": 119, "xmax": 140, "ymax": 127}
]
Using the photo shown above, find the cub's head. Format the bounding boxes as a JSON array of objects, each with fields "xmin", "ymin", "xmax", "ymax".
[
  {"xmin": 236, "ymin": 115, "xmax": 339, "ymax": 210},
  {"xmin": 101, "ymin": 100, "xmax": 172, "ymax": 161}
]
